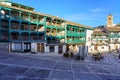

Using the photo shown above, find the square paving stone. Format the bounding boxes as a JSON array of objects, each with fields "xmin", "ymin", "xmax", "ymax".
[
  {"xmin": 0, "ymin": 58, "xmax": 23, "ymax": 64},
  {"xmin": 0, "ymin": 76, "xmax": 16, "ymax": 80},
  {"xmin": 88, "ymin": 64, "xmax": 110, "ymax": 74},
  {"xmin": 0, "ymin": 64, "xmax": 8, "ymax": 70},
  {"xmin": 16, "ymin": 59, "xmax": 39, "ymax": 67},
  {"xmin": 75, "ymin": 72, "xmax": 99, "ymax": 80},
  {"xmin": 24, "ymin": 68, "xmax": 50, "ymax": 79},
  {"xmin": 19, "ymin": 77, "xmax": 49, "ymax": 80},
  {"xmin": 105, "ymin": 66, "xmax": 120, "ymax": 74},
  {"xmin": 0, "ymin": 66, "xmax": 28, "ymax": 76},
  {"xmin": 50, "ymin": 70, "xmax": 73, "ymax": 80},
  {"xmin": 97, "ymin": 74, "xmax": 120, "ymax": 80},
  {"xmin": 72, "ymin": 64, "xmax": 90, "ymax": 72},
  {"xmin": 73, "ymin": 63, "xmax": 86, "ymax": 68},
  {"xmin": 34, "ymin": 60, "xmax": 55, "ymax": 69},
  {"xmin": 54, "ymin": 62, "xmax": 71, "ymax": 71}
]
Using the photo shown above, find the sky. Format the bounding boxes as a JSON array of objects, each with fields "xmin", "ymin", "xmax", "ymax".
[{"xmin": 11, "ymin": 0, "xmax": 120, "ymax": 27}]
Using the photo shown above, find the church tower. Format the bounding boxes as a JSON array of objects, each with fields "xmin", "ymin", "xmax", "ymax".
[{"xmin": 107, "ymin": 14, "xmax": 114, "ymax": 27}]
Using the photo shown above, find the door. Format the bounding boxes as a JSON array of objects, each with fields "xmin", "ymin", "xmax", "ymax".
[
  {"xmin": 116, "ymin": 45, "xmax": 118, "ymax": 50},
  {"xmin": 24, "ymin": 42, "xmax": 31, "ymax": 52},
  {"xmin": 37, "ymin": 43, "xmax": 44, "ymax": 53},
  {"xmin": 37, "ymin": 43, "xmax": 40, "ymax": 52},
  {"xmin": 66, "ymin": 44, "xmax": 69, "ymax": 53},
  {"xmin": 94, "ymin": 45, "xmax": 98, "ymax": 50},
  {"xmin": 41, "ymin": 43, "xmax": 44, "ymax": 53},
  {"xmin": 58, "ymin": 45, "xmax": 63, "ymax": 54}
]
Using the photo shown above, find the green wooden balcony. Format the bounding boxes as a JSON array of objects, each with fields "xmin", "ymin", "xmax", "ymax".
[
  {"xmin": 38, "ymin": 21, "xmax": 45, "ymax": 25},
  {"xmin": 67, "ymin": 39, "xmax": 86, "ymax": 44},
  {"xmin": 109, "ymin": 34, "xmax": 119, "ymax": 38},
  {"xmin": 92, "ymin": 37, "xmax": 108, "ymax": 40},
  {"xmin": 46, "ymin": 25, "xmax": 56, "ymax": 28},
  {"xmin": 67, "ymin": 31, "xmax": 86, "ymax": 37},
  {"xmin": 56, "ymin": 35, "xmax": 65, "ymax": 39}
]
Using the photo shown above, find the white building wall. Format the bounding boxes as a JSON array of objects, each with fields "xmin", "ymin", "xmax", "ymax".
[
  {"xmin": 31, "ymin": 43, "xmax": 37, "ymax": 52},
  {"xmin": 0, "ymin": 2, "xmax": 11, "ymax": 6},
  {"xmin": 109, "ymin": 44, "xmax": 120, "ymax": 51},
  {"xmin": 55, "ymin": 46, "xmax": 58, "ymax": 53},
  {"xmin": 0, "ymin": 43, "xmax": 8, "ymax": 52},
  {"xmin": 11, "ymin": 43, "xmax": 22, "ymax": 51},
  {"xmin": 44, "ymin": 43, "xmax": 49, "ymax": 53},
  {"xmin": 11, "ymin": 43, "xmax": 14, "ymax": 50},
  {"xmin": 109, "ymin": 44, "xmax": 115, "ymax": 51},
  {"xmin": 89, "ymin": 45, "xmax": 109, "ymax": 53},
  {"xmin": 98, "ymin": 46, "xmax": 109, "ymax": 53},
  {"xmin": 63, "ymin": 45, "xmax": 66, "ymax": 53},
  {"xmin": 89, "ymin": 46, "xmax": 94, "ymax": 53},
  {"xmin": 117, "ymin": 44, "xmax": 120, "ymax": 49},
  {"xmin": 85, "ymin": 29, "xmax": 93, "ymax": 52}
]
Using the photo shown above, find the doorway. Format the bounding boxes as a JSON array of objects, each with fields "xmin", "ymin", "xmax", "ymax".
[
  {"xmin": 66, "ymin": 44, "xmax": 69, "ymax": 53},
  {"xmin": 94, "ymin": 45, "xmax": 98, "ymax": 50},
  {"xmin": 58, "ymin": 45, "xmax": 63, "ymax": 54},
  {"xmin": 24, "ymin": 42, "xmax": 31, "ymax": 52},
  {"xmin": 37, "ymin": 43, "xmax": 44, "ymax": 53}
]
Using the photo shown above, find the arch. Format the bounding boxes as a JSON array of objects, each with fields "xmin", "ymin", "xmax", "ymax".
[
  {"xmin": 21, "ymin": 32, "xmax": 29, "ymax": 40},
  {"xmin": 10, "ymin": 32, "xmax": 20, "ymax": 40},
  {"xmin": 30, "ymin": 33, "xmax": 37, "ymax": 40}
]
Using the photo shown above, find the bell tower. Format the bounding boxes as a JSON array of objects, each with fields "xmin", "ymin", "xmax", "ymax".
[{"xmin": 107, "ymin": 14, "xmax": 113, "ymax": 27}]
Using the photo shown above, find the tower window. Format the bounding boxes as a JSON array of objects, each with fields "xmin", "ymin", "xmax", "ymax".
[{"xmin": 109, "ymin": 18, "xmax": 111, "ymax": 20}]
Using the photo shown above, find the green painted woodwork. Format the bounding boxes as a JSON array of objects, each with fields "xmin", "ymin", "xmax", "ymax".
[
  {"xmin": 67, "ymin": 39, "xmax": 86, "ymax": 44},
  {"xmin": 0, "ymin": 5, "xmax": 90, "ymax": 45},
  {"xmin": 109, "ymin": 33, "xmax": 119, "ymax": 38}
]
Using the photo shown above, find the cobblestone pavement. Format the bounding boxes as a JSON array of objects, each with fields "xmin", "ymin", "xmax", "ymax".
[{"xmin": 0, "ymin": 51, "xmax": 120, "ymax": 80}]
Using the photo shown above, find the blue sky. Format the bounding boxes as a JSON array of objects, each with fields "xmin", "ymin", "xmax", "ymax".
[{"xmin": 11, "ymin": 0, "xmax": 120, "ymax": 27}]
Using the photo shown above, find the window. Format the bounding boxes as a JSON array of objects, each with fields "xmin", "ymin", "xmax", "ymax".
[
  {"xmin": 102, "ymin": 47, "xmax": 104, "ymax": 49},
  {"xmin": 49, "ymin": 46, "xmax": 54, "ymax": 52},
  {"xmin": 109, "ymin": 17, "xmax": 111, "ymax": 20},
  {"xmin": 91, "ymin": 49, "xmax": 92, "ymax": 51},
  {"xmin": 88, "ymin": 37, "xmax": 91, "ymax": 41}
]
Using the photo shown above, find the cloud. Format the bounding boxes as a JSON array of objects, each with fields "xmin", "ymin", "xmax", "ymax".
[
  {"xmin": 62, "ymin": 8, "xmax": 109, "ymax": 27},
  {"xmin": 64, "ymin": 13, "xmax": 105, "ymax": 21},
  {"xmin": 90, "ymin": 8, "xmax": 109, "ymax": 13}
]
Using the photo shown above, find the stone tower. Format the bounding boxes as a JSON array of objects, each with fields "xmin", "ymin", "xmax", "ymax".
[{"xmin": 107, "ymin": 14, "xmax": 113, "ymax": 27}]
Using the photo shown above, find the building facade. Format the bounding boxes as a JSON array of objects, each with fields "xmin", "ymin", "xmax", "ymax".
[
  {"xmin": 0, "ymin": 0, "xmax": 93, "ymax": 53},
  {"xmin": 90, "ymin": 14, "xmax": 120, "ymax": 53}
]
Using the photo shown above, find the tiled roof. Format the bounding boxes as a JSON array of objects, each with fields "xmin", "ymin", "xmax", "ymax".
[
  {"xmin": 0, "ymin": 3, "xmax": 93, "ymax": 29},
  {"xmin": 92, "ymin": 31, "xmax": 108, "ymax": 35},
  {"xmin": 106, "ymin": 27, "xmax": 120, "ymax": 32},
  {"xmin": 66, "ymin": 21, "xmax": 93, "ymax": 29}
]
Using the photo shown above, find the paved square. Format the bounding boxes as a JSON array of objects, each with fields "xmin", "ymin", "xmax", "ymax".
[
  {"xmin": 0, "ymin": 66, "xmax": 28, "ymax": 76},
  {"xmin": 50, "ymin": 70, "xmax": 73, "ymax": 80},
  {"xmin": 75, "ymin": 73, "xmax": 99, "ymax": 80},
  {"xmin": 0, "ymin": 52, "xmax": 120, "ymax": 80},
  {"xmin": 24, "ymin": 68, "xmax": 50, "ymax": 79}
]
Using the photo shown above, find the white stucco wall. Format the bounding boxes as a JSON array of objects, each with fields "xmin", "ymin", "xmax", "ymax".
[
  {"xmin": 63, "ymin": 45, "xmax": 66, "ymax": 53},
  {"xmin": 98, "ymin": 46, "xmax": 109, "ymax": 53},
  {"xmin": 55, "ymin": 46, "xmax": 58, "ymax": 53},
  {"xmin": 88, "ymin": 46, "xmax": 94, "ymax": 53},
  {"xmin": 109, "ymin": 44, "xmax": 115, "ymax": 51},
  {"xmin": 109, "ymin": 44, "xmax": 120, "ymax": 51},
  {"xmin": 89, "ymin": 45, "xmax": 109, "ymax": 53},
  {"xmin": 11, "ymin": 43, "xmax": 22, "ymax": 51},
  {"xmin": 85, "ymin": 29, "xmax": 93, "ymax": 52},
  {"xmin": 0, "ymin": 2, "xmax": 11, "ymax": 6},
  {"xmin": 31, "ymin": 43, "xmax": 37, "ymax": 52},
  {"xmin": 0, "ymin": 43, "xmax": 8, "ymax": 52},
  {"xmin": 44, "ymin": 43, "xmax": 49, "ymax": 53}
]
